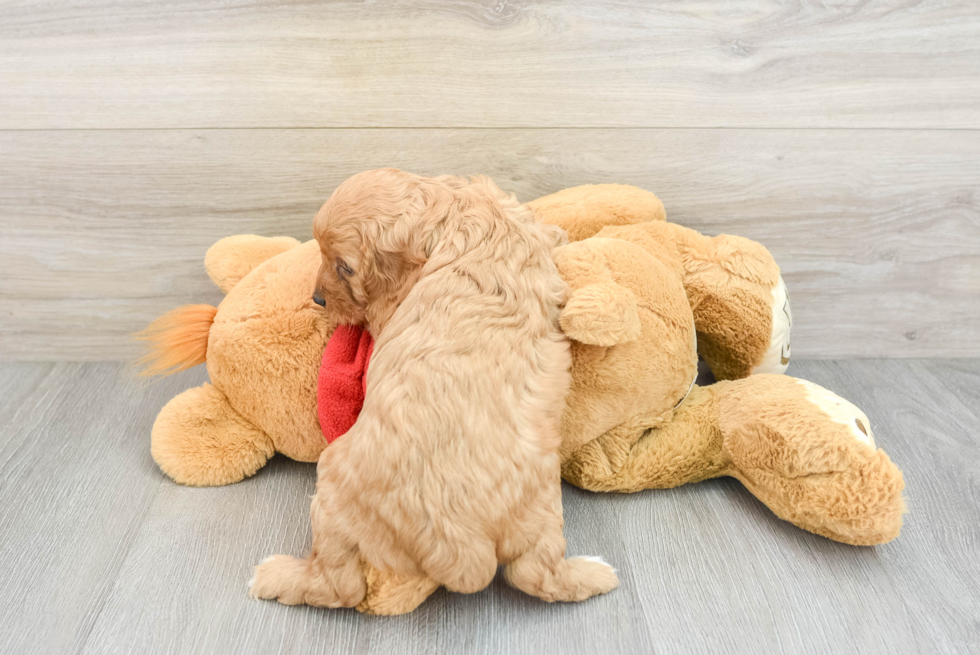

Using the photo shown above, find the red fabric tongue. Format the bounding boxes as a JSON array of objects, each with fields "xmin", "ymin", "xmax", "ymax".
[{"xmin": 317, "ymin": 325, "xmax": 375, "ymax": 443}]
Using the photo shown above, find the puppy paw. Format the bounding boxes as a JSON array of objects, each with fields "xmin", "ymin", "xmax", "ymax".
[
  {"xmin": 565, "ymin": 556, "xmax": 620, "ymax": 599},
  {"xmin": 248, "ymin": 554, "xmax": 309, "ymax": 605}
]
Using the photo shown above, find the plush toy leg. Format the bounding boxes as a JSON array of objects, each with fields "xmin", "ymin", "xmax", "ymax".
[
  {"xmin": 151, "ymin": 383, "xmax": 275, "ymax": 486},
  {"xmin": 356, "ymin": 563, "xmax": 441, "ymax": 615},
  {"xmin": 679, "ymin": 232, "xmax": 789, "ymax": 379},
  {"xmin": 561, "ymin": 385, "xmax": 728, "ymax": 493},
  {"xmin": 590, "ymin": 220, "xmax": 790, "ymax": 380},
  {"xmin": 204, "ymin": 234, "xmax": 302, "ymax": 294},
  {"xmin": 562, "ymin": 377, "xmax": 905, "ymax": 545},
  {"xmin": 717, "ymin": 375, "xmax": 905, "ymax": 545}
]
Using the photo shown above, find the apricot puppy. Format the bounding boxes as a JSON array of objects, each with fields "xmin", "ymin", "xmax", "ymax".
[{"xmin": 249, "ymin": 169, "xmax": 618, "ymax": 608}]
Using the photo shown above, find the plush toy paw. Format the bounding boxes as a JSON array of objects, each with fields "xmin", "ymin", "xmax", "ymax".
[
  {"xmin": 151, "ymin": 383, "xmax": 275, "ymax": 487},
  {"xmin": 718, "ymin": 375, "xmax": 905, "ymax": 545},
  {"xmin": 682, "ymin": 234, "xmax": 786, "ymax": 380}
]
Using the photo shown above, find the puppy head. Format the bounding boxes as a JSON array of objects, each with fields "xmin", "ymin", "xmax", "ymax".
[{"xmin": 312, "ymin": 168, "xmax": 454, "ymax": 332}]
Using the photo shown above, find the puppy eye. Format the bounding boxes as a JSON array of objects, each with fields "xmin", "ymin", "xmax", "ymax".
[{"xmin": 336, "ymin": 257, "xmax": 354, "ymax": 279}]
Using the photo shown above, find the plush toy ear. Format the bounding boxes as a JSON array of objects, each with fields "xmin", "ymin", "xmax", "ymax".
[
  {"xmin": 205, "ymin": 234, "xmax": 302, "ymax": 294},
  {"xmin": 560, "ymin": 282, "xmax": 642, "ymax": 346}
]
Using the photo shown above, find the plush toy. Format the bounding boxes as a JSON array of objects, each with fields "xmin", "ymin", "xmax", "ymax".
[{"xmin": 139, "ymin": 184, "xmax": 905, "ymax": 614}]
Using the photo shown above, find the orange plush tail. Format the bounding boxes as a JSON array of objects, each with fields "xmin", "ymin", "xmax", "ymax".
[{"xmin": 135, "ymin": 304, "xmax": 217, "ymax": 377}]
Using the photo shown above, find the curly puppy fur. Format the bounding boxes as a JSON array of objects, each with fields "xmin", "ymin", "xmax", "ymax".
[{"xmin": 250, "ymin": 169, "xmax": 618, "ymax": 608}]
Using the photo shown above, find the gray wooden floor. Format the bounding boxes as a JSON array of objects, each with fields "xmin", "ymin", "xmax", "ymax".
[{"xmin": 0, "ymin": 360, "xmax": 977, "ymax": 654}]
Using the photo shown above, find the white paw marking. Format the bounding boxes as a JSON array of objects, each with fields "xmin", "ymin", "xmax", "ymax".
[
  {"xmin": 247, "ymin": 556, "xmax": 275, "ymax": 595},
  {"xmin": 797, "ymin": 379, "xmax": 875, "ymax": 449},
  {"xmin": 754, "ymin": 276, "xmax": 792, "ymax": 375},
  {"xmin": 578, "ymin": 555, "xmax": 616, "ymax": 573}
]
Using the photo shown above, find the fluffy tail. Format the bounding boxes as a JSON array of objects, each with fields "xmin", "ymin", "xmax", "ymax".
[{"xmin": 135, "ymin": 304, "xmax": 217, "ymax": 377}]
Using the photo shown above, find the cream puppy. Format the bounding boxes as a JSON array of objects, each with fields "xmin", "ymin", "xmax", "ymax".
[{"xmin": 249, "ymin": 169, "xmax": 618, "ymax": 608}]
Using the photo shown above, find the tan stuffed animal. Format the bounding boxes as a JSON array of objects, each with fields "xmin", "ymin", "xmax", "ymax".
[{"xmin": 140, "ymin": 184, "xmax": 905, "ymax": 614}]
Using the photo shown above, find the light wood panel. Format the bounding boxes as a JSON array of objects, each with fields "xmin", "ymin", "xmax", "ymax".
[
  {"xmin": 0, "ymin": 360, "xmax": 976, "ymax": 653},
  {"xmin": 1, "ymin": 1, "xmax": 978, "ymax": 129},
  {"xmin": 1, "ymin": 128, "xmax": 977, "ymax": 360}
]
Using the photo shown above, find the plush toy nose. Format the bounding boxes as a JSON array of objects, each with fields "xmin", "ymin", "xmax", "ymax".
[{"xmin": 312, "ymin": 294, "xmax": 326, "ymax": 307}]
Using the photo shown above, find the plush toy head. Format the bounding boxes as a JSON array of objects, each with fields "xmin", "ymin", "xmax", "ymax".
[{"xmin": 141, "ymin": 238, "xmax": 332, "ymax": 487}]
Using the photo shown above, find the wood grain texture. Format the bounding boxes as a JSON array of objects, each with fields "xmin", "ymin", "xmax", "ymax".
[
  {"xmin": 1, "ymin": 128, "xmax": 977, "ymax": 360},
  {"xmin": 0, "ymin": 363, "xmax": 204, "ymax": 655},
  {"xmin": 791, "ymin": 359, "xmax": 980, "ymax": 653},
  {"xmin": 0, "ymin": 360, "xmax": 977, "ymax": 654},
  {"xmin": 1, "ymin": 1, "xmax": 979, "ymax": 129}
]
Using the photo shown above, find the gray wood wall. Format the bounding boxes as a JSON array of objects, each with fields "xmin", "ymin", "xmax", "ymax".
[{"xmin": 1, "ymin": 1, "xmax": 978, "ymax": 360}]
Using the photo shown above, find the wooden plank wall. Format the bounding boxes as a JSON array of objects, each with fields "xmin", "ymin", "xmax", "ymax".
[{"xmin": 1, "ymin": 1, "xmax": 978, "ymax": 360}]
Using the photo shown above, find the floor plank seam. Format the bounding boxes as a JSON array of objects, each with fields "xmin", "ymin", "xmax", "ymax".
[{"xmin": 73, "ymin": 474, "xmax": 167, "ymax": 655}]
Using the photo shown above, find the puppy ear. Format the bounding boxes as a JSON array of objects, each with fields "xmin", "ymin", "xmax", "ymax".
[
  {"xmin": 415, "ymin": 181, "xmax": 460, "ymax": 259},
  {"xmin": 367, "ymin": 244, "xmax": 408, "ymax": 288}
]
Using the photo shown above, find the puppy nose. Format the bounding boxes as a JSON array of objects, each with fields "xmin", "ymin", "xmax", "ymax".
[{"xmin": 312, "ymin": 294, "xmax": 326, "ymax": 307}]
